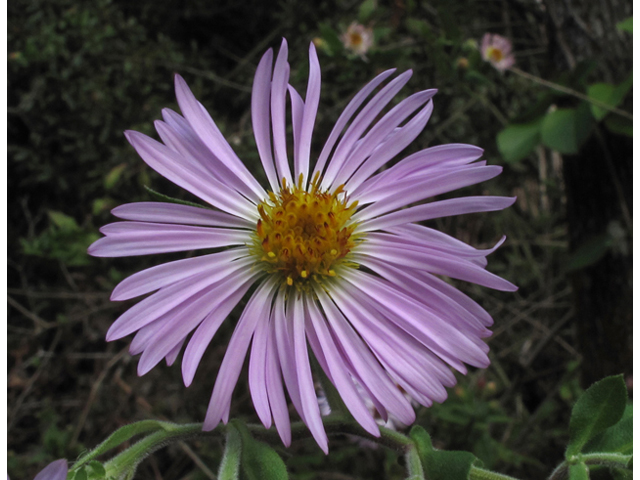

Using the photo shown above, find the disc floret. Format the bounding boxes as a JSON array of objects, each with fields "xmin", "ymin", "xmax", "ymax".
[{"xmin": 253, "ymin": 173, "xmax": 359, "ymax": 288}]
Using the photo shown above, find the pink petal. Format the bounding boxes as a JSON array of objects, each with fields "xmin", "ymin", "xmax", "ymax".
[
  {"xmin": 251, "ymin": 48, "xmax": 280, "ymax": 192},
  {"xmin": 270, "ymin": 39, "xmax": 292, "ymax": 186},
  {"xmin": 124, "ymin": 130, "xmax": 258, "ymax": 220},
  {"xmin": 265, "ymin": 314, "xmax": 292, "ymax": 446},
  {"xmin": 89, "ymin": 222, "xmax": 250, "ymax": 257},
  {"xmin": 173, "ymin": 75, "xmax": 266, "ymax": 201},
  {"xmin": 312, "ymin": 69, "xmax": 396, "ymax": 179},
  {"xmin": 295, "ymin": 43, "xmax": 321, "ymax": 186},
  {"xmin": 292, "ymin": 294, "xmax": 328, "ymax": 453},
  {"xmin": 320, "ymin": 70, "xmax": 414, "ymax": 190},
  {"xmin": 111, "ymin": 250, "xmax": 251, "ymax": 301},
  {"xmin": 111, "ymin": 202, "xmax": 253, "ymax": 229},
  {"xmin": 356, "ymin": 196, "xmax": 517, "ymax": 232},
  {"xmin": 305, "ymin": 297, "xmax": 380, "ymax": 436},
  {"xmin": 203, "ymin": 279, "xmax": 278, "ymax": 430}
]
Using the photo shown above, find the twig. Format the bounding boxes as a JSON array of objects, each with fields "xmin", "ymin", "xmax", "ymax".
[
  {"xmin": 509, "ymin": 67, "xmax": 633, "ymax": 120},
  {"xmin": 7, "ymin": 288, "xmax": 110, "ymax": 299},
  {"xmin": 70, "ymin": 348, "xmax": 129, "ymax": 448},
  {"xmin": 8, "ymin": 329, "xmax": 63, "ymax": 432},
  {"xmin": 7, "ymin": 296, "xmax": 55, "ymax": 331},
  {"xmin": 177, "ymin": 441, "xmax": 217, "ymax": 480}
]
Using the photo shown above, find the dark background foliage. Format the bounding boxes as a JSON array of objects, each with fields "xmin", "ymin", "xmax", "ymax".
[{"xmin": 8, "ymin": 0, "xmax": 632, "ymax": 478}]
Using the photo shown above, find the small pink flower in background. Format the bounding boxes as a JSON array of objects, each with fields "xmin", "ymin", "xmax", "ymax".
[
  {"xmin": 341, "ymin": 22, "xmax": 374, "ymax": 58},
  {"xmin": 481, "ymin": 33, "xmax": 515, "ymax": 71},
  {"xmin": 89, "ymin": 38, "xmax": 516, "ymax": 453}
]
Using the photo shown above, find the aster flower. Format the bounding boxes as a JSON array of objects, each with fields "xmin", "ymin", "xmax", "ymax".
[
  {"xmin": 341, "ymin": 22, "xmax": 374, "ymax": 58},
  {"xmin": 481, "ymin": 33, "xmax": 515, "ymax": 71},
  {"xmin": 89, "ymin": 39, "xmax": 516, "ymax": 453}
]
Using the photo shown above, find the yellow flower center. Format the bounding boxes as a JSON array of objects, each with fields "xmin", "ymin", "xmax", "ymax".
[
  {"xmin": 252, "ymin": 173, "xmax": 359, "ymax": 288},
  {"xmin": 349, "ymin": 32, "xmax": 364, "ymax": 46},
  {"xmin": 487, "ymin": 47, "xmax": 504, "ymax": 63}
]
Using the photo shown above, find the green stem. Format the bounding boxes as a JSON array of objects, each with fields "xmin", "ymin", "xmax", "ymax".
[
  {"xmin": 218, "ymin": 423, "xmax": 242, "ymax": 480},
  {"xmin": 548, "ymin": 453, "xmax": 632, "ymax": 480},
  {"xmin": 405, "ymin": 444, "xmax": 425, "ymax": 480},
  {"xmin": 581, "ymin": 452, "xmax": 632, "ymax": 466},
  {"xmin": 470, "ymin": 465, "xmax": 521, "ymax": 480},
  {"xmin": 509, "ymin": 67, "xmax": 633, "ymax": 121},
  {"xmin": 102, "ymin": 423, "xmax": 209, "ymax": 479},
  {"xmin": 249, "ymin": 414, "xmax": 414, "ymax": 452}
]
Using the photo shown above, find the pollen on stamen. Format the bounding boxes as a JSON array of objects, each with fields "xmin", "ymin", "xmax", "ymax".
[{"xmin": 250, "ymin": 175, "xmax": 359, "ymax": 288}]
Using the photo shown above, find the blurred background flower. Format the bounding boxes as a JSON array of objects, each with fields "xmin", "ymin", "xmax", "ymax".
[
  {"xmin": 341, "ymin": 21, "xmax": 374, "ymax": 58},
  {"xmin": 481, "ymin": 33, "xmax": 515, "ymax": 71}
]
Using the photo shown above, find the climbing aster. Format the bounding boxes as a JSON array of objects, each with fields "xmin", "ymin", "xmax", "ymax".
[{"xmin": 89, "ymin": 39, "xmax": 516, "ymax": 453}]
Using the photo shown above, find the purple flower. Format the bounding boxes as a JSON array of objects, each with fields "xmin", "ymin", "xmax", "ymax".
[
  {"xmin": 89, "ymin": 39, "xmax": 516, "ymax": 453},
  {"xmin": 481, "ymin": 33, "xmax": 516, "ymax": 71}
]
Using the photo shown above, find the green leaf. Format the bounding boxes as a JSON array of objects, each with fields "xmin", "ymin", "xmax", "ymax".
[
  {"xmin": 358, "ymin": 0, "xmax": 377, "ymax": 22},
  {"xmin": 48, "ymin": 210, "xmax": 79, "ymax": 232},
  {"xmin": 587, "ymin": 83, "xmax": 616, "ymax": 121},
  {"xmin": 74, "ymin": 420, "xmax": 170, "ymax": 470},
  {"xmin": 604, "ymin": 116, "xmax": 633, "ymax": 137},
  {"xmin": 87, "ymin": 461, "xmax": 106, "ymax": 478},
  {"xmin": 566, "ymin": 233, "xmax": 613, "ymax": 271},
  {"xmin": 587, "ymin": 75, "xmax": 632, "ymax": 120},
  {"xmin": 405, "ymin": 18, "xmax": 434, "ymax": 40},
  {"xmin": 318, "ymin": 23, "xmax": 344, "ymax": 56},
  {"xmin": 541, "ymin": 106, "xmax": 593, "ymax": 154},
  {"xmin": 373, "ymin": 27, "xmax": 392, "ymax": 42},
  {"xmin": 583, "ymin": 403, "xmax": 633, "ymax": 455},
  {"xmin": 616, "ymin": 17, "xmax": 632, "ymax": 33},
  {"xmin": 73, "ymin": 468, "xmax": 88, "ymax": 480},
  {"xmin": 410, "ymin": 426, "xmax": 479, "ymax": 480},
  {"xmin": 143, "ymin": 185, "xmax": 208, "ymax": 209},
  {"xmin": 218, "ymin": 423, "xmax": 242, "ymax": 480},
  {"xmin": 568, "ymin": 462, "xmax": 589, "ymax": 480},
  {"xmin": 104, "ymin": 163, "xmax": 127, "ymax": 190},
  {"xmin": 566, "ymin": 375, "xmax": 627, "ymax": 457},
  {"xmin": 496, "ymin": 119, "xmax": 542, "ymax": 163},
  {"xmin": 232, "ymin": 420, "xmax": 288, "ymax": 480}
]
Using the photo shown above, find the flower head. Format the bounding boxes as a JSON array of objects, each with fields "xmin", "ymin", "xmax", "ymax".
[
  {"xmin": 89, "ymin": 39, "xmax": 516, "ymax": 453},
  {"xmin": 481, "ymin": 33, "xmax": 515, "ymax": 71},
  {"xmin": 341, "ymin": 22, "xmax": 374, "ymax": 58}
]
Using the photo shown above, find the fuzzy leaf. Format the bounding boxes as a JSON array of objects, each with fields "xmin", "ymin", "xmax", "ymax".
[
  {"xmin": 74, "ymin": 420, "xmax": 170, "ymax": 470},
  {"xmin": 410, "ymin": 426, "xmax": 479, "ymax": 480},
  {"xmin": 566, "ymin": 375, "xmax": 627, "ymax": 457},
  {"xmin": 231, "ymin": 420, "xmax": 288, "ymax": 480},
  {"xmin": 583, "ymin": 403, "xmax": 633, "ymax": 455},
  {"xmin": 569, "ymin": 462, "xmax": 589, "ymax": 480}
]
